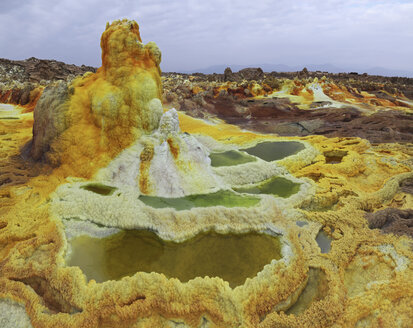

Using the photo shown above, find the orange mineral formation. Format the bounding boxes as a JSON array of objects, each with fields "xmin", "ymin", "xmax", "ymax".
[{"xmin": 30, "ymin": 19, "xmax": 163, "ymax": 178}]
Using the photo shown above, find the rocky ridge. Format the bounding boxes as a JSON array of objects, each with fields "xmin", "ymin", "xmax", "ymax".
[
  {"xmin": 162, "ymin": 69, "xmax": 413, "ymax": 144},
  {"xmin": 0, "ymin": 58, "xmax": 95, "ymax": 111},
  {"xmin": 0, "ymin": 57, "xmax": 96, "ymax": 84},
  {"xmin": 2, "ymin": 59, "xmax": 413, "ymax": 144}
]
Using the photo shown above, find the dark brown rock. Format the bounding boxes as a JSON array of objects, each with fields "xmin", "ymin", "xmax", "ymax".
[
  {"xmin": 400, "ymin": 178, "xmax": 413, "ymax": 194},
  {"xmin": 31, "ymin": 81, "xmax": 70, "ymax": 161},
  {"xmin": 0, "ymin": 57, "xmax": 97, "ymax": 110},
  {"xmin": 299, "ymin": 67, "xmax": 309, "ymax": 77},
  {"xmin": 224, "ymin": 67, "xmax": 235, "ymax": 82},
  {"xmin": 313, "ymin": 109, "xmax": 413, "ymax": 143},
  {"xmin": 366, "ymin": 208, "xmax": 413, "ymax": 239},
  {"xmin": 200, "ymin": 98, "xmax": 413, "ymax": 143},
  {"xmin": 237, "ymin": 67, "xmax": 264, "ymax": 81},
  {"xmin": 0, "ymin": 57, "xmax": 96, "ymax": 83}
]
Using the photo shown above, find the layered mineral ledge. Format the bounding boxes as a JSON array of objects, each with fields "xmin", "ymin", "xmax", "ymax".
[{"xmin": 0, "ymin": 19, "xmax": 413, "ymax": 328}]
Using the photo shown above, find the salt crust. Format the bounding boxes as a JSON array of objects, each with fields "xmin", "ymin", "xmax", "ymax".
[{"xmin": 0, "ymin": 298, "xmax": 33, "ymax": 328}]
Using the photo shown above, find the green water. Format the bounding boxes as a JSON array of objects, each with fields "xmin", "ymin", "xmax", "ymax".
[
  {"xmin": 67, "ymin": 230, "xmax": 282, "ymax": 288},
  {"xmin": 296, "ymin": 221, "xmax": 309, "ymax": 227},
  {"xmin": 209, "ymin": 150, "xmax": 256, "ymax": 167},
  {"xmin": 325, "ymin": 156, "xmax": 343, "ymax": 164},
  {"xmin": 81, "ymin": 183, "xmax": 117, "ymax": 196},
  {"xmin": 139, "ymin": 190, "xmax": 261, "ymax": 210},
  {"xmin": 286, "ymin": 268, "xmax": 328, "ymax": 315},
  {"xmin": 315, "ymin": 231, "xmax": 331, "ymax": 253},
  {"xmin": 241, "ymin": 141, "xmax": 305, "ymax": 162},
  {"xmin": 0, "ymin": 116, "xmax": 19, "ymax": 120},
  {"xmin": 234, "ymin": 177, "xmax": 301, "ymax": 198},
  {"xmin": 324, "ymin": 150, "xmax": 347, "ymax": 164}
]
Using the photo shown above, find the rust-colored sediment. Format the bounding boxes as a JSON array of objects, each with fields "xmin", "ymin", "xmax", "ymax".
[
  {"xmin": 139, "ymin": 143, "xmax": 154, "ymax": 194},
  {"xmin": 167, "ymin": 137, "xmax": 179, "ymax": 159}
]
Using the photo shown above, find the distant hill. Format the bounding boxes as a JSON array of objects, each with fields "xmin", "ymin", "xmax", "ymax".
[{"xmin": 181, "ymin": 63, "xmax": 413, "ymax": 78}]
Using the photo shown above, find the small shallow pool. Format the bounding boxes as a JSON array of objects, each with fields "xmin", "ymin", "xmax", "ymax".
[
  {"xmin": 241, "ymin": 141, "xmax": 305, "ymax": 162},
  {"xmin": 209, "ymin": 150, "xmax": 256, "ymax": 167},
  {"xmin": 139, "ymin": 190, "xmax": 261, "ymax": 210},
  {"xmin": 234, "ymin": 176, "xmax": 301, "ymax": 198}
]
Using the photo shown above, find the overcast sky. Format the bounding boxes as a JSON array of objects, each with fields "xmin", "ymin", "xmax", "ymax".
[{"xmin": 1, "ymin": 0, "xmax": 412, "ymax": 74}]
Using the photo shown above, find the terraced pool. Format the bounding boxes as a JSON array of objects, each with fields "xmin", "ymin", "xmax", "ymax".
[
  {"xmin": 67, "ymin": 230, "xmax": 282, "ymax": 288},
  {"xmin": 209, "ymin": 150, "xmax": 256, "ymax": 167},
  {"xmin": 241, "ymin": 141, "xmax": 305, "ymax": 162},
  {"xmin": 139, "ymin": 190, "xmax": 261, "ymax": 210},
  {"xmin": 234, "ymin": 176, "xmax": 301, "ymax": 198}
]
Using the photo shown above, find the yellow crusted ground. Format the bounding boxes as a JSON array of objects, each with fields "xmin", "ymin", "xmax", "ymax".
[{"xmin": 1, "ymin": 105, "xmax": 412, "ymax": 327}]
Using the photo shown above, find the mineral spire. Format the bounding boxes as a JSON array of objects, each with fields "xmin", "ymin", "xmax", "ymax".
[{"xmin": 31, "ymin": 19, "xmax": 163, "ymax": 176}]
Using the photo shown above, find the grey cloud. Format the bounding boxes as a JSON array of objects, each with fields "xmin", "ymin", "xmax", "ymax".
[{"xmin": 0, "ymin": 0, "xmax": 412, "ymax": 75}]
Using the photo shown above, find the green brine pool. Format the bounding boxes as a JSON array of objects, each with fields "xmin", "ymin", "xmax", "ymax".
[{"xmin": 67, "ymin": 230, "xmax": 283, "ymax": 288}]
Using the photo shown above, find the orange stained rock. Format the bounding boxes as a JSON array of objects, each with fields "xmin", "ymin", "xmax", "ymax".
[
  {"xmin": 212, "ymin": 82, "xmax": 270, "ymax": 99},
  {"xmin": 267, "ymin": 80, "xmax": 315, "ymax": 105},
  {"xmin": 321, "ymin": 82, "xmax": 406, "ymax": 110},
  {"xmin": 290, "ymin": 80, "xmax": 305, "ymax": 97},
  {"xmin": 261, "ymin": 83, "xmax": 273, "ymax": 93},
  {"xmin": 139, "ymin": 143, "xmax": 154, "ymax": 194},
  {"xmin": 321, "ymin": 82, "xmax": 349, "ymax": 102},
  {"xmin": 167, "ymin": 137, "xmax": 180, "ymax": 159},
  {"xmin": 21, "ymin": 87, "xmax": 44, "ymax": 113},
  {"xmin": 212, "ymin": 84, "xmax": 231, "ymax": 97},
  {"xmin": 0, "ymin": 86, "xmax": 43, "ymax": 113},
  {"xmin": 177, "ymin": 111, "xmax": 266, "ymax": 145},
  {"xmin": 296, "ymin": 87, "xmax": 314, "ymax": 102},
  {"xmin": 0, "ymin": 89, "xmax": 12, "ymax": 103},
  {"xmin": 191, "ymin": 86, "xmax": 203, "ymax": 95}
]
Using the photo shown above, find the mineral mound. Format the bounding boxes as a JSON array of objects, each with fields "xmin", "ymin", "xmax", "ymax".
[
  {"xmin": 0, "ymin": 18, "xmax": 413, "ymax": 328},
  {"xmin": 30, "ymin": 19, "xmax": 163, "ymax": 177}
]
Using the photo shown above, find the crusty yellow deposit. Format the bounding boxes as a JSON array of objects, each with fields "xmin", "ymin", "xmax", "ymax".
[{"xmin": 31, "ymin": 19, "xmax": 163, "ymax": 178}]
